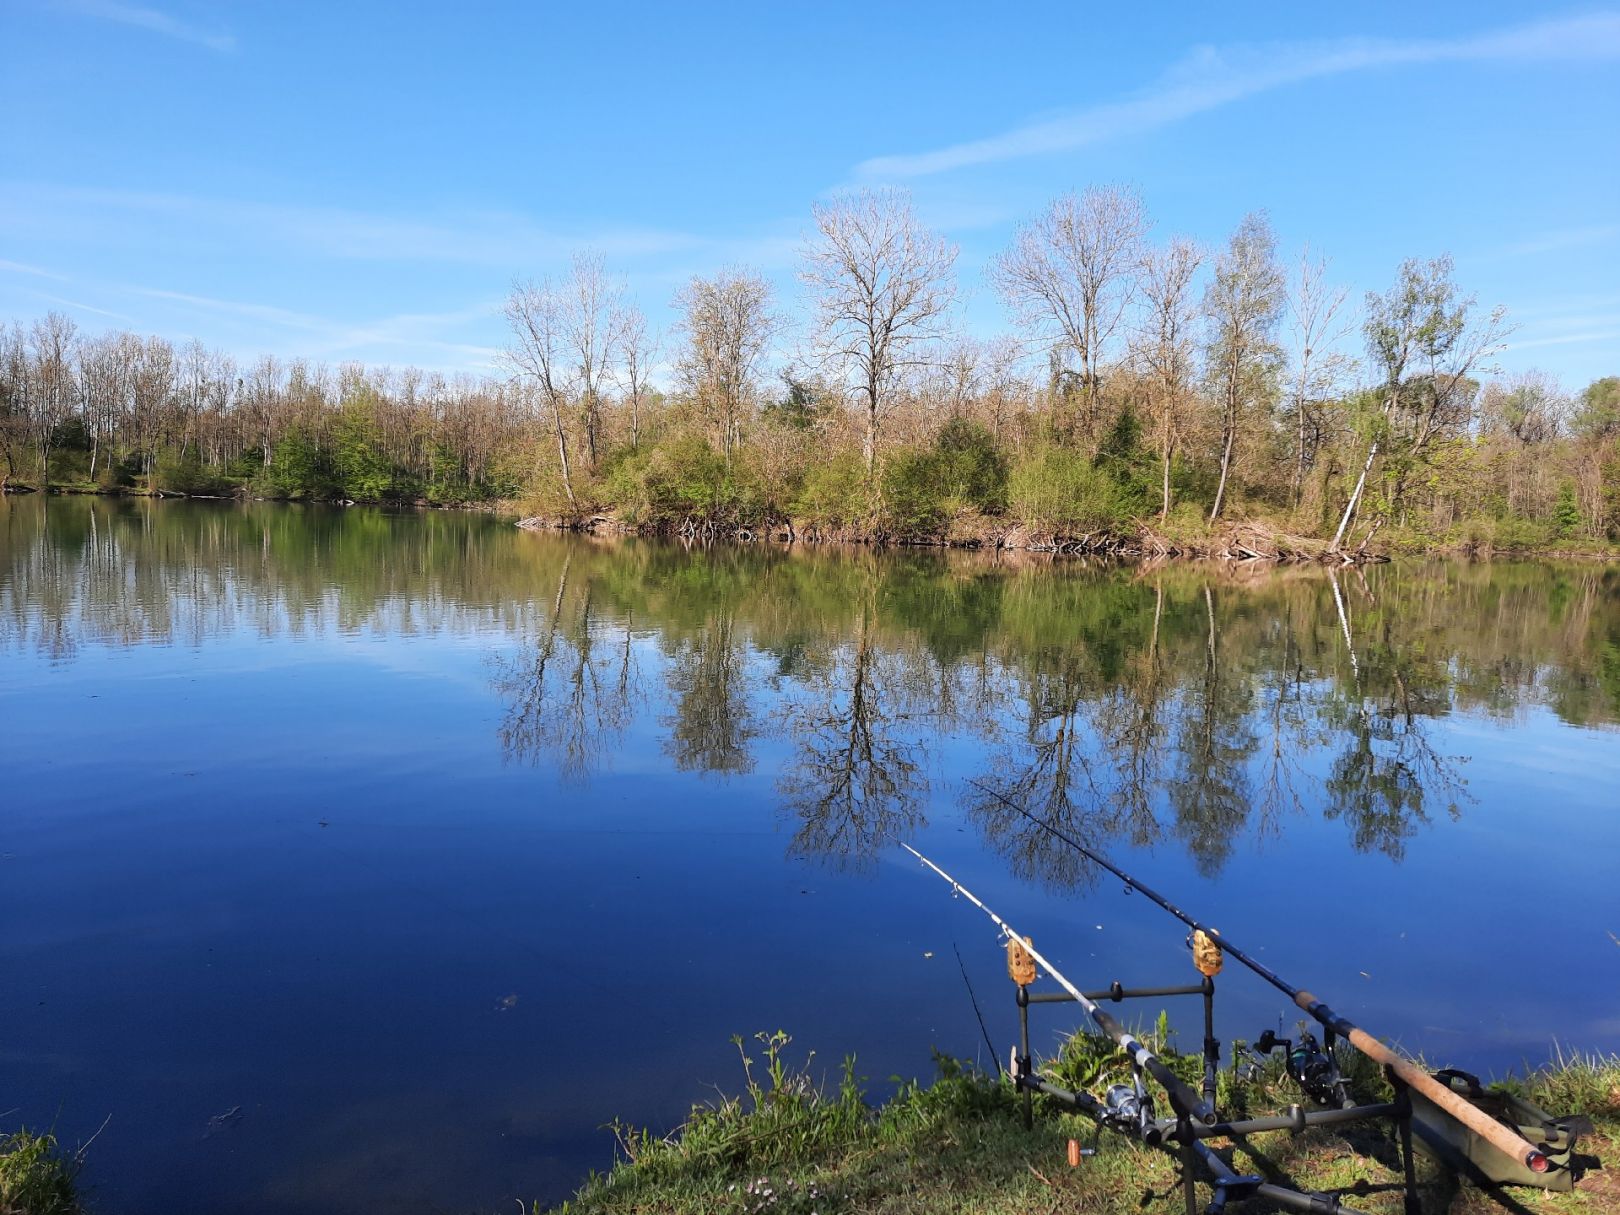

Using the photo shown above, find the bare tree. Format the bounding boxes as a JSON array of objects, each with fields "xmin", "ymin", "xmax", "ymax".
[
  {"xmin": 674, "ymin": 267, "xmax": 776, "ymax": 460},
  {"xmin": 979, "ymin": 336, "xmax": 1027, "ymax": 442},
  {"xmin": 1481, "ymin": 369, "xmax": 1564, "ymax": 445},
  {"xmin": 992, "ymin": 186, "xmax": 1147, "ymax": 443},
  {"xmin": 1285, "ymin": 249, "xmax": 1354, "ymax": 507},
  {"xmin": 936, "ymin": 335, "xmax": 981, "ymax": 422},
  {"xmin": 28, "ymin": 312, "xmax": 78, "ymax": 479},
  {"xmin": 0, "ymin": 323, "xmax": 28, "ymax": 483},
  {"xmin": 613, "ymin": 303, "xmax": 659, "ymax": 450},
  {"xmin": 802, "ymin": 188, "xmax": 957, "ymax": 479},
  {"xmin": 1135, "ymin": 238, "xmax": 1202, "ymax": 520},
  {"xmin": 503, "ymin": 279, "xmax": 580, "ymax": 511},
  {"xmin": 563, "ymin": 252, "xmax": 622, "ymax": 470},
  {"xmin": 1204, "ymin": 213, "xmax": 1285, "ymax": 522}
]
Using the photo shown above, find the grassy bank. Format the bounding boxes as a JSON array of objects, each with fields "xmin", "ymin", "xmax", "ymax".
[
  {"xmin": 0, "ymin": 1129, "xmax": 84, "ymax": 1215},
  {"xmin": 539, "ymin": 1031, "xmax": 1620, "ymax": 1215}
]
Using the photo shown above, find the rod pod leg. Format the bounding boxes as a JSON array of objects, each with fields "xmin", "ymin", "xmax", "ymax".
[
  {"xmin": 1202, "ymin": 976, "xmax": 1220, "ymax": 1107},
  {"xmin": 1392, "ymin": 1074, "xmax": 1420, "ymax": 1215},
  {"xmin": 1178, "ymin": 1114, "xmax": 1199, "ymax": 1215},
  {"xmin": 1017, "ymin": 984, "xmax": 1032, "ymax": 1131}
]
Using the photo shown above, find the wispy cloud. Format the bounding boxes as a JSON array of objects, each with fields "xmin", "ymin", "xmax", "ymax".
[
  {"xmin": 29, "ymin": 291, "xmax": 136, "ymax": 322},
  {"xmin": 0, "ymin": 182, "xmax": 707, "ymax": 267},
  {"xmin": 0, "ymin": 258, "xmax": 72, "ymax": 281},
  {"xmin": 1, "ymin": 259, "xmax": 504, "ymax": 369},
  {"xmin": 856, "ymin": 13, "xmax": 1620, "ymax": 179},
  {"xmin": 0, "ymin": 182, "xmax": 821, "ymax": 292},
  {"xmin": 60, "ymin": 0, "xmax": 237, "ymax": 52},
  {"xmin": 1504, "ymin": 330, "xmax": 1620, "ymax": 352},
  {"xmin": 1495, "ymin": 224, "xmax": 1620, "ymax": 258}
]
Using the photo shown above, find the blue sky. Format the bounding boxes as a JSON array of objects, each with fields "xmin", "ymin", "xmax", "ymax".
[{"xmin": 3, "ymin": 1, "xmax": 1618, "ymax": 386}]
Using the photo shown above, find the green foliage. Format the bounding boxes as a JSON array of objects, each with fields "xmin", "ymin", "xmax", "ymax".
[
  {"xmin": 794, "ymin": 449, "xmax": 874, "ymax": 526},
  {"xmin": 761, "ymin": 374, "xmax": 826, "ymax": 431},
  {"xmin": 153, "ymin": 450, "xmax": 234, "ymax": 496},
  {"xmin": 0, "ymin": 1129, "xmax": 83, "ymax": 1215},
  {"xmin": 1573, "ymin": 376, "xmax": 1620, "ymax": 442},
  {"xmin": 1553, "ymin": 482, "xmax": 1582, "ymax": 539},
  {"xmin": 603, "ymin": 434, "xmax": 758, "ymax": 523},
  {"xmin": 1008, "ymin": 444, "xmax": 1128, "ymax": 531},
  {"xmin": 881, "ymin": 422, "xmax": 1009, "ymax": 533},
  {"xmin": 881, "ymin": 447, "xmax": 948, "ymax": 531},
  {"xmin": 1091, "ymin": 407, "xmax": 1160, "ymax": 516},
  {"xmin": 932, "ymin": 418, "xmax": 1009, "ymax": 512},
  {"xmin": 257, "ymin": 429, "xmax": 337, "ymax": 500},
  {"xmin": 330, "ymin": 398, "xmax": 403, "ymax": 501},
  {"xmin": 48, "ymin": 417, "xmax": 91, "ymax": 453}
]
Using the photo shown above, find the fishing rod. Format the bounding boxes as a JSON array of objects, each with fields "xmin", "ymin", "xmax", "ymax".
[
  {"xmin": 964, "ymin": 777, "xmax": 1552, "ymax": 1174},
  {"xmin": 900, "ymin": 843, "xmax": 1216, "ymax": 1127}
]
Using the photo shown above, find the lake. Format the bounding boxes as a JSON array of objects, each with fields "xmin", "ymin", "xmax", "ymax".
[{"xmin": 2, "ymin": 495, "xmax": 1617, "ymax": 1214}]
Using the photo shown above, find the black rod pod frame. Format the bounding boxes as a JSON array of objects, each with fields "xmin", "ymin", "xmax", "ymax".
[{"xmin": 1011, "ymin": 955, "xmax": 1424, "ymax": 1215}]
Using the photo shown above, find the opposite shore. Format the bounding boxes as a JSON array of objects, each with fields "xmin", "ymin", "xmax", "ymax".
[{"xmin": 8, "ymin": 478, "xmax": 1619, "ymax": 564}]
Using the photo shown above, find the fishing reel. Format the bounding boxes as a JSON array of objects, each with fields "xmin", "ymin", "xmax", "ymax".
[
  {"xmin": 1254, "ymin": 1029, "xmax": 1349, "ymax": 1106},
  {"xmin": 1102, "ymin": 1075, "xmax": 1161, "ymax": 1144}
]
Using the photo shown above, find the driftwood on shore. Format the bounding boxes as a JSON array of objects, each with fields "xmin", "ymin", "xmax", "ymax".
[{"xmin": 514, "ymin": 513, "xmax": 1393, "ymax": 565}]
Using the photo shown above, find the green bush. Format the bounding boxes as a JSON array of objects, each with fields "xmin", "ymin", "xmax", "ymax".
[
  {"xmin": 1091, "ymin": 407, "xmax": 1158, "ymax": 515},
  {"xmin": 795, "ymin": 450, "xmax": 874, "ymax": 527},
  {"xmin": 881, "ymin": 447, "xmax": 946, "ymax": 532},
  {"xmin": 602, "ymin": 434, "xmax": 754, "ymax": 524},
  {"xmin": 1554, "ymin": 483, "xmax": 1582, "ymax": 539},
  {"xmin": 255, "ymin": 429, "xmax": 338, "ymax": 500},
  {"xmin": 932, "ymin": 419, "xmax": 1008, "ymax": 513},
  {"xmin": 1008, "ymin": 445, "xmax": 1128, "ymax": 531},
  {"xmin": 153, "ymin": 456, "xmax": 228, "ymax": 496},
  {"xmin": 879, "ymin": 422, "xmax": 1009, "ymax": 534}
]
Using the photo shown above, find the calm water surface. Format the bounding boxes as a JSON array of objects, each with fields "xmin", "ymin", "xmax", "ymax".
[{"xmin": 2, "ymin": 496, "xmax": 1618, "ymax": 1214}]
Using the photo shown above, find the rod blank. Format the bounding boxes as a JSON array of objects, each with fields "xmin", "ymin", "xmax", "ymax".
[
  {"xmin": 900, "ymin": 843, "xmax": 1215, "ymax": 1125},
  {"xmin": 964, "ymin": 778, "xmax": 1550, "ymax": 1173}
]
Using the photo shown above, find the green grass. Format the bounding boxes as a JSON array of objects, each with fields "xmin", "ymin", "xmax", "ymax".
[
  {"xmin": 537, "ymin": 1031, "xmax": 1620, "ymax": 1215},
  {"xmin": 0, "ymin": 1129, "xmax": 84, "ymax": 1215}
]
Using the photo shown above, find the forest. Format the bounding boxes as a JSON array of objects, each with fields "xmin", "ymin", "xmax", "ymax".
[{"xmin": 3, "ymin": 187, "xmax": 1617, "ymax": 553}]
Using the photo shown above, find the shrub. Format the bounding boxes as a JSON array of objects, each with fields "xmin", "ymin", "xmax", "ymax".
[
  {"xmin": 1008, "ymin": 445, "xmax": 1128, "ymax": 531},
  {"xmin": 932, "ymin": 419, "xmax": 1008, "ymax": 513},
  {"xmin": 881, "ymin": 447, "xmax": 947, "ymax": 532},
  {"xmin": 795, "ymin": 450, "xmax": 874, "ymax": 527},
  {"xmin": 1554, "ymin": 482, "xmax": 1582, "ymax": 539},
  {"xmin": 153, "ymin": 452, "xmax": 234, "ymax": 496}
]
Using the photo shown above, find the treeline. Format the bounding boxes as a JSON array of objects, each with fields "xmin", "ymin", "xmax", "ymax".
[
  {"xmin": 0, "ymin": 322, "xmax": 530, "ymax": 504},
  {"xmin": 3, "ymin": 185, "xmax": 1618, "ymax": 549}
]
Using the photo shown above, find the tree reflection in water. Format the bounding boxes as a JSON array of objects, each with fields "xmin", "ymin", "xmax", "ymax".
[
  {"xmin": 6, "ymin": 497, "xmax": 1614, "ymax": 883},
  {"xmin": 489, "ymin": 551, "xmax": 641, "ymax": 784},
  {"xmin": 775, "ymin": 599, "xmax": 927, "ymax": 866}
]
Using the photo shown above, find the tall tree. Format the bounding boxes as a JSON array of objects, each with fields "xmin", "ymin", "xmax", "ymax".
[
  {"xmin": 802, "ymin": 188, "xmax": 957, "ymax": 479},
  {"xmin": 1285, "ymin": 249, "xmax": 1353, "ymax": 508},
  {"xmin": 1204, "ymin": 213, "xmax": 1285, "ymax": 521},
  {"xmin": 1333, "ymin": 256, "xmax": 1510, "ymax": 548},
  {"xmin": 28, "ymin": 312, "xmax": 78, "ymax": 479},
  {"xmin": 504, "ymin": 279, "xmax": 580, "ymax": 511},
  {"xmin": 674, "ymin": 268, "xmax": 776, "ymax": 460},
  {"xmin": 563, "ymin": 252, "xmax": 622, "ymax": 470},
  {"xmin": 613, "ymin": 303, "xmax": 658, "ymax": 450},
  {"xmin": 1136, "ymin": 237, "xmax": 1202, "ymax": 520},
  {"xmin": 992, "ymin": 186, "xmax": 1147, "ymax": 444}
]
